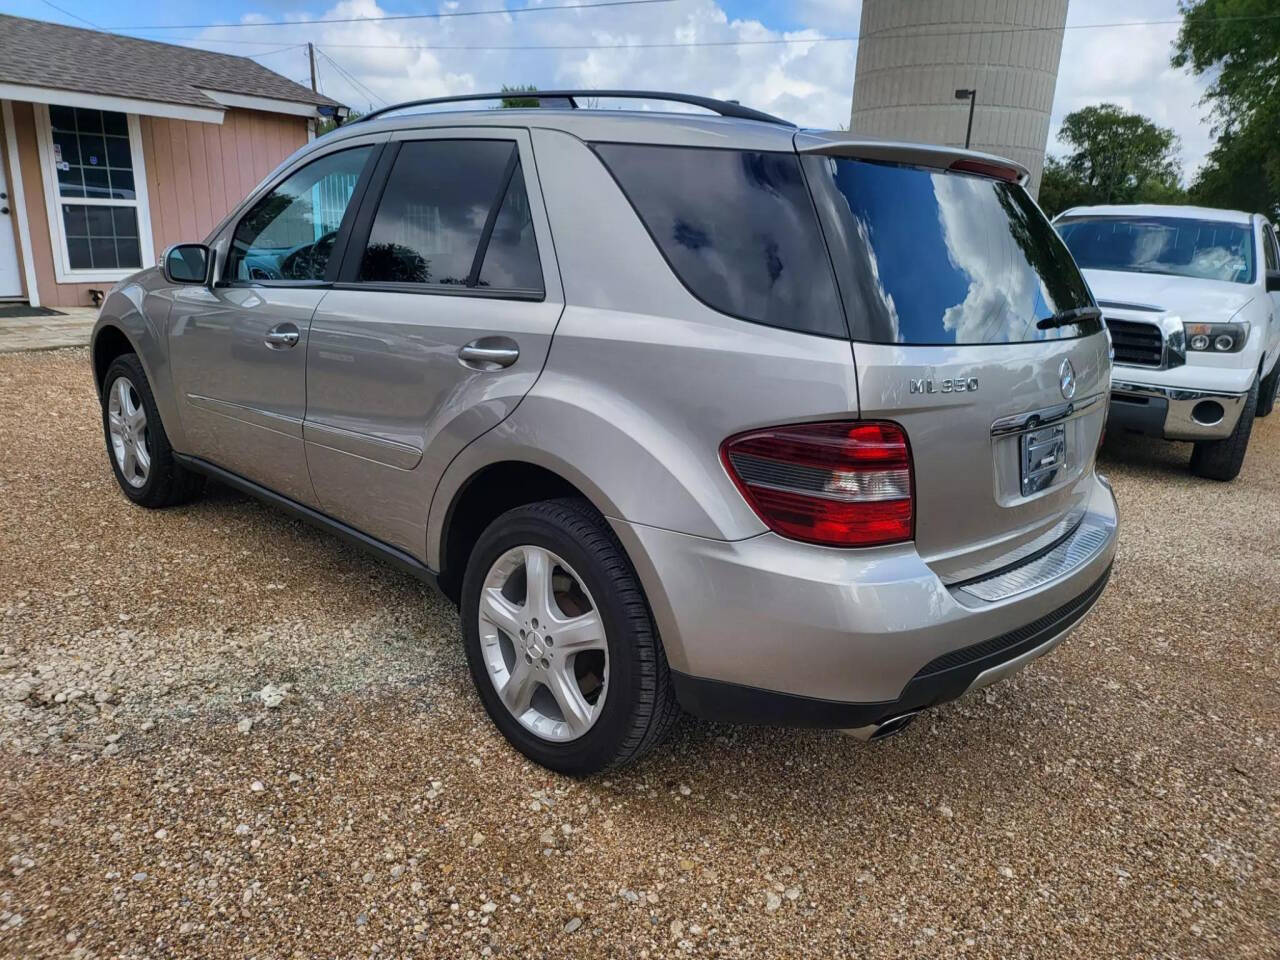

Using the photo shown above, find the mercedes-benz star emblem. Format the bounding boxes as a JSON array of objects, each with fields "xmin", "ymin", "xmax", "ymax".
[{"xmin": 1059, "ymin": 358, "xmax": 1077, "ymax": 400}]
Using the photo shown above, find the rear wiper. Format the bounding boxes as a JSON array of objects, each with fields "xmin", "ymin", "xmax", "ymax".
[{"xmin": 1036, "ymin": 306, "xmax": 1102, "ymax": 330}]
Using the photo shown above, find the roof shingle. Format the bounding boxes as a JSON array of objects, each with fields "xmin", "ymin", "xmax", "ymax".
[{"xmin": 0, "ymin": 15, "xmax": 342, "ymax": 114}]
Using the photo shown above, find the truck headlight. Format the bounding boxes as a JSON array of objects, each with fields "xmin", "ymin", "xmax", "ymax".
[{"xmin": 1184, "ymin": 321, "xmax": 1247, "ymax": 354}]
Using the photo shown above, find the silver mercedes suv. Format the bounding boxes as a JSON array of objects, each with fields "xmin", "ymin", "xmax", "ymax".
[{"xmin": 91, "ymin": 91, "xmax": 1117, "ymax": 773}]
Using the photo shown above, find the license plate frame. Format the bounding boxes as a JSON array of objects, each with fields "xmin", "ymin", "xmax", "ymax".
[{"xmin": 1020, "ymin": 423, "xmax": 1067, "ymax": 496}]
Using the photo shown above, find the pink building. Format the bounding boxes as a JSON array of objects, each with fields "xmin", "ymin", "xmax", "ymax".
[{"xmin": 0, "ymin": 15, "xmax": 344, "ymax": 308}]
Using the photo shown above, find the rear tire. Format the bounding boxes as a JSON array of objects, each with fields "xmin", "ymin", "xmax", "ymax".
[
  {"xmin": 1256, "ymin": 361, "xmax": 1279, "ymax": 417},
  {"xmin": 460, "ymin": 498, "xmax": 679, "ymax": 775},
  {"xmin": 101, "ymin": 353, "xmax": 204, "ymax": 508},
  {"xmin": 1190, "ymin": 376, "xmax": 1258, "ymax": 482}
]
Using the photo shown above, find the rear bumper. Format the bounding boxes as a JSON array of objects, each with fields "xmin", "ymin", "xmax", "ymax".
[
  {"xmin": 1109, "ymin": 379, "xmax": 1248, "ymax": 441},
  {"xmin": 670, "ymin": 565, "xmax": 1110, "ymax": 728},
  {"xmin": 610, "ymin": 473, "xmax": 1117, "ymax": 727}
]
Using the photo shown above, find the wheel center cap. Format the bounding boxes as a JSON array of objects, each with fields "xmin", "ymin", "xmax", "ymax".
[{"xmin": 526, "ymin": 634, "xmax": 547, "ymax": 660}]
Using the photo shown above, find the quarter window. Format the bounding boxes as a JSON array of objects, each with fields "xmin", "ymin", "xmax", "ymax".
[
  {"xmin": 225, "ymin": 146, "xmax": 373, "ymax": 282},
  {"xmin": 40, "ymin": 106, "xmax": 147, "ymax": 274},
  {"xmin": 592, "ymin": 143, "xmax": 846, "ymax": 338},
  {"xmin": 357, "ymin": 139, "xmax": 543, "ymax": 294}
]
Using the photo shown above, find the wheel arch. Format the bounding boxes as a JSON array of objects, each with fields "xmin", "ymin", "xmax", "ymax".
[
  {"xmin": 434, "ymin": 459, "xmax": 602, "ymax": 603},
  {"xmin": 91, "ymin": 323, "xmax": 137, "ymax": 394},
  {"xmin": 89, "ymin": 277, "xmax": 188, "ymax": 452}
]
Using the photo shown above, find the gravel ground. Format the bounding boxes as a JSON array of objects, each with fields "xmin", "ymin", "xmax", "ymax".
[{"xmin": 1, "ymin": 347, "xmax": 1277, "ymax": 960}]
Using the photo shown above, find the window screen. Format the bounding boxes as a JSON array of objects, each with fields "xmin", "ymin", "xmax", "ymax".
[
  {"xmin": 592, "ymin": 143, "xmax": 846, "ymax": 338},
  {"xmin": 47, "ymin": 106, "xmax": 143, "ymax": 272},
  {"xmin": 358, "ymin": 139, "xmax": 542, "ymax": 294}
]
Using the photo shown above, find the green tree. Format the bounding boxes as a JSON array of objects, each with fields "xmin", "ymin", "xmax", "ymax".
[
  {"xmin": 316, "ymin": 109, "xmax": 363, "ymax": 137},
  {"xmin": 1037, "ymin": 156, "xmax": 1093, "ymax": 218},
  {"xmin": 499, "ymin": 85, "xmax": 540, "ymax": 108},
  {"xmin": 1058, "ymin": 104, "xmax": 1183, "ymax": 204},
  {"xmin": 1173, "ymin": 0, "xmax": 1280, "ymax": 218}
]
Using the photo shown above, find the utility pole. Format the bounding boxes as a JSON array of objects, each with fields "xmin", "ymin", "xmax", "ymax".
[
  {"xmin": 954, "ymin": 88, "xmax": 977, "ymax": 150},
  {"xmin": 308, "ymin": 42, "xmax": 318, "ymax": 93}
]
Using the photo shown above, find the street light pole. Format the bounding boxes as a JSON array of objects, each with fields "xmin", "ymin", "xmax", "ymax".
[{"xmin": 954, "ymin": 88, "xmax": 977, "ymax": 150}]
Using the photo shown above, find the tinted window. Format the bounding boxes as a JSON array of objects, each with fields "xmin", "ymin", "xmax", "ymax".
[
  {"xmin": 478, "ymin": 164, "xmax": 543, "ymax": 291},
  {"xmin": 1264, "ymin": 225, "xmax": 1278, "ymax": 272},
  {"xmin": 359, "ymin": 140, "xmax": 542, "ymax": 294},
  {"xmin": 806, "ymin": 156, "xmax": 1095, "ymax": 345},
  {"xmin": 226, "ymin": 147, "xmax": 372, "ymax": 282},
  {"xmin": 593, "ymin": 143, "xmax": 846, "ymax": 338},
  {"xmin": 1056, "ymin": 216, "xmax": 1255, "ymax": 285}
]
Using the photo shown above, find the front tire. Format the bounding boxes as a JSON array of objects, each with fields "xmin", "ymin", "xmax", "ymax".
[
  {"xmin": 460, "ymin": 498, "xmax": 679, "ymax": 775},
  {"xmin": 1256, "ymin": 360, "xmax": 1279, "ymax": 418},
  {"xmin": 1190, "ymin": 376, "xmax": 1258, "ymax": 482},
  {"xmin": 100, "ymin": 353, "xmax": 204, "ymax": 508}
]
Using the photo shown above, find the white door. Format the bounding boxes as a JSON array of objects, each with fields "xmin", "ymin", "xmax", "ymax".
[{"xmin": 0, "ymin": 132, "xmax": 23, "ymax": 298}]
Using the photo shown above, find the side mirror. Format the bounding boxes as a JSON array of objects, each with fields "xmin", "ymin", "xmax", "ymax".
[
  {"xmin": 163, "ymin": 243, "xmax": 211, "ymax": 285},
  {"xmin": 1267, "ymin": 270, "xmax": 1280, "ymax": 293}
]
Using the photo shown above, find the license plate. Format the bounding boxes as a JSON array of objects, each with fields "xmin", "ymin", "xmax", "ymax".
[{"xmin": 1020, "ymin": 424, "xmax": 1067, "ymax": 496}]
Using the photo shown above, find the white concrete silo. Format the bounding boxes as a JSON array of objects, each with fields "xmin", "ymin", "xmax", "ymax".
[{"xmin": 849, "ymin": 0, "xmax": 1068, "ymax": 197}]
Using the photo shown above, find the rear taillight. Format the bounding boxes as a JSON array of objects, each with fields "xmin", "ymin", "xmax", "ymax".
[{"xmin": 720, "ymin": 421, "xmax": 914, "ymax": 548}]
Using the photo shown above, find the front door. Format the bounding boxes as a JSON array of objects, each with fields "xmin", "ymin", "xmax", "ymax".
[
  {"xmin": 1263, "ymin": 222, "xmax": 1280, "ymax": 361},
  {"xmin": 168, "ymin": 144, "xmax": 377, "ymax": 505},
  {"xmin": 304, "ymin": 130, "xmax": 562, "ymax": 557},
  {"xmin": 0, "ymin": 127, "xmax": 23, "ymax": 299}
]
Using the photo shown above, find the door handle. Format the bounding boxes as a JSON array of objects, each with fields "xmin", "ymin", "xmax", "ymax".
[
  {"xmin": 459, "ymin": 337, "xmax": 519, "ymax": 370},
  {"xmin": 264, "ymin": 323, "xmax": 300, "ymax": 349}
]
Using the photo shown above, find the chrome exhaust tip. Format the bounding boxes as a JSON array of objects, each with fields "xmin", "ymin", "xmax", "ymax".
[{"xmin": 841, "ymin": 710, "xmax": 921, "ymax": 742}]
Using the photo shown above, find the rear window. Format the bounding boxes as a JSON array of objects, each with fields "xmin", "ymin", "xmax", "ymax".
[
  {"xmin": 592, "ymin": 143, "xmax": 847, "ymax": 338},
  {"xmin": 804, "ymin": 156, "xmax": 1097, "ymax": 345},
  {"xmin": 1056, "ymin": 216, "xmax": 1255, "ymax": 285}
]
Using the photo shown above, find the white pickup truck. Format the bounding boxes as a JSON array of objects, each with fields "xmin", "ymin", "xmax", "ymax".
[{"xmin": 1055, "ymin": 204, "xmax": 1280, "ymax": 480}]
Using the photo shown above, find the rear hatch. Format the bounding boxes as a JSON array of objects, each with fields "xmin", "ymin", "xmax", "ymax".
[{"xmin": 799, "ymin": 135, "xmax": 1110, "ymax": 581}]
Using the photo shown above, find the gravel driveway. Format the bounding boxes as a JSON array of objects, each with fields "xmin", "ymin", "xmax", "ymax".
[{"xmin": 1, "ymin": 348, "xmax": 1277, "ymax": 959}]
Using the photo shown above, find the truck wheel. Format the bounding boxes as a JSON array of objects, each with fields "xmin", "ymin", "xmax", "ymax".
[
  {"xmin": 1256, "ymin": 361, "xmax": 1280, "ymax": 417},
  {"xmin": 101, "ymin": 353, "xmax": 205, "ymax": 507},
  {"xmin": 460, "ymin": 498, "xmax": 680, "ymax": 774},
  {"xmin": 1190, "ymin": 376, "xmax": 1258, "ymax": 482}
]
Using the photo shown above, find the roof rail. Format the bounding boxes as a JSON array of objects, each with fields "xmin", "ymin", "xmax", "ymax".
[{"xmin": 352, "ymin": 90, "xmax": 794, "ymax": 127}]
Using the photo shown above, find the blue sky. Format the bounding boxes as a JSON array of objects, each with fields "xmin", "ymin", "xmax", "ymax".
[{"xmin": 3, "ymin": 0, "xmax": 1215, "ymax": 173}]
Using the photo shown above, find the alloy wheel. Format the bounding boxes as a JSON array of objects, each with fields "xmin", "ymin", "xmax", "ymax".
[
  {"xmin": 477, "ymin": 545, "xmax": 609, "ymax": 742},
  {"xmin": 107, "ymin": 376, "xmax": 150, "ymax": 488}
]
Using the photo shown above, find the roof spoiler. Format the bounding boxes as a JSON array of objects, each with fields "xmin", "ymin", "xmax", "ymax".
[{"xmin": 795, "ymin": 133, "xmax": 1029, "ymax": 185}]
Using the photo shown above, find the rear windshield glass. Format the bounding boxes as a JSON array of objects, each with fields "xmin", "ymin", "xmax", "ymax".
[
  {"xmin": 804, "ymin": 156, "xmax": 1097, "ymax": 345},
  {"xmin": 592, "ymin": 143, "xmax": 847, "ymax": 338},
  {"xmin": 1056, "ymin": 216, "xmax": 1255, "ymax": 285}
]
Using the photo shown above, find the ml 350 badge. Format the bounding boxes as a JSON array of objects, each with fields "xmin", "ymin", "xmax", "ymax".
[{"xmin": 909, "ymin": 377, "xmax": 980, "ymax": 394}]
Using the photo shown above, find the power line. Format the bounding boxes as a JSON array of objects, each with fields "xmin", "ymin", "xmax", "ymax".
[
  {"xmin": 38, "ymin": 0, "xmax": 99, "ymax": 28},
  {"xmin": 109, "ymin": 0, "xmax": 676, "ymax": 32},
  {"xmin": 316, "ymin": 47, "xmax": 389, "ymax": 107},
  {"xmin": 111, "ymin": 11, "xmax": 1280, "ymax": 53}
]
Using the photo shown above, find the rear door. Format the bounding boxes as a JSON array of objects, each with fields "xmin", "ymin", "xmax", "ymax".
[
  {"xmin": 801, "ymin": 143, "xmax": 1109, "ymax": 581},
  {"xmin": 303, "ymin": 128, "xmax": 561, "ymax": 557}
]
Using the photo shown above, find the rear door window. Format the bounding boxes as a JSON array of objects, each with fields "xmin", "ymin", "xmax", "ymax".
[
  {"xmin": 804, "ymin": 156, "xmax": 1097, "ymax": 344},
  {"xmin": 593, "ymin": 143, "xmax": 847, "ymax": 338},
  {"xmin": 357, "ymin": 139, "xmax": 543, "ymax": 295}
]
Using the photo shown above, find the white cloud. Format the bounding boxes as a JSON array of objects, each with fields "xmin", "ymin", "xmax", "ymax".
[
  {"xmin": 199, "ymin": 0, "xmax": 859, "ymax": 130},
  {"xmin": 199, "ymin": 0, "xmax": 1212, "ymax": 179},
  {"xmin": 1050, "ymin": 0, "xmax": 1213, "ymax": 178}
]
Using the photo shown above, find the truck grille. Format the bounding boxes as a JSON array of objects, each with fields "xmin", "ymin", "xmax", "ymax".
[{"xmin": 1105, "ymin": 318, "xmax": 1163, "ymax": 368}]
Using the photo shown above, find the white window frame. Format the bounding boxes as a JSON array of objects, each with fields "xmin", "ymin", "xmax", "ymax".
[{"xmin": 33, "ymin": 103, "xmax": 155, "ymax": 284}]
